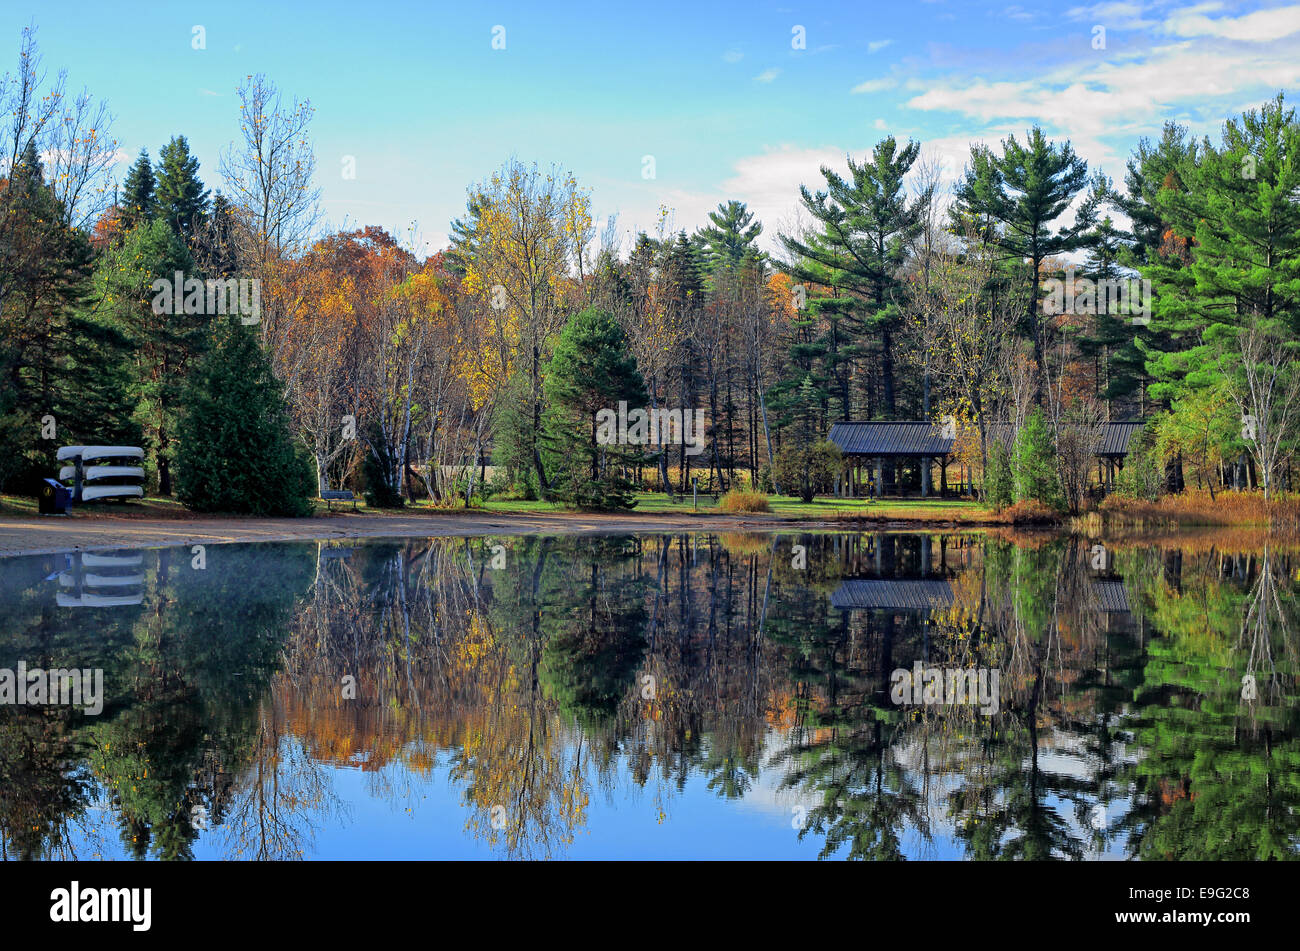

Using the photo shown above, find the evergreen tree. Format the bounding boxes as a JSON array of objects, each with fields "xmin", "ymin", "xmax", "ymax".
[
  {"xmin": 97, "ymin": 219, "xmax": 207, "ymax": 494},
  {"xmin": 1075, "ymin": 177, "xmax": 1148, "ymax": 414},
  {"xmin": 120, "ymin": 149, "xmax": 156, "ymax": 232},
  {"xmin": 951, "ymin": 127, "xmax": 1090, "ymax": 391},
  {"xmin": 1134, "ymin": 97, "xmax": 1300, "ymax": 495},
  {"xmin": 155, "ymin": 136, "xmax": 210, "ymax": 244},
  {"xmin": 1012, "ymin": 408, "xmax": 1065, "ymax": 510},
  {"xmin": 362, "ymin": 420, "xmax": 404, "ymax": 508},
  {"xmin": 492, "ymin": 371, "xmax": 542, "ymax": 498},
  {"xmin": 175, "ymin": 319, "xmax": 313, "ymax": 515},
  {"xmin": 768, "ymin": 376, "xmax": 838, "ymax": 501},
  {"xmin": 1117, "ymin": 122, "xmax": 1200, "ymax": 269},
  {"xmin": 1151, "ymin": 95, "xmax": 1300, "ymax": 342},
  {"xmin": 780, "ymin": 137, "xmax": 929, "ymax": 419},
  {"xmin": 195, "ymin": 192, "xmax": 241, "ymax": 278},
  {"xmin": 697, "ymin": 200, "xmax": 763, "ymax": 274},
  {"xmin": 0, "ymin": 142, "xmax": 138, "ymax": 492},
  {"xmin": 541, "ymin": 306, "xmax": 647, "ymax": 509}
]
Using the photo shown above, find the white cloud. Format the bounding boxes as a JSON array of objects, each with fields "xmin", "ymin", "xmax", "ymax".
[
  {"xmin": 754, "ymin": 68, "xmax": 780, "ymax": 83},
  {"xmin": 1064, "ymin": 2, "xmax": 1157, "ymax": 29},
  {"xmin": 868, "ymin": 39, "xmax": 893, "ymax": 53},
  {"xmin": 718, "ymin": 145, "xmax": 857, "ymax": 251},
  {"xmin": 851, "ymin": 77, "xmax": 898, "ymax": 94},
  {"xmin": 723, "ymin": 49, "xmax": 743, "ymax": 63},
  {"xmin": 1163, "ymin": 4, "xmax": 1300, "ymax": 41},
  {"xmin": 903, "ymin": 31, "xmax": 1300, "ymax": 175}
]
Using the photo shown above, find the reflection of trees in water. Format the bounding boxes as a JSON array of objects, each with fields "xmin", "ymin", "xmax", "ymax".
[
  {"xmin": 2, "ymin": 531, "xmax": 1297, "ymax": 860},
  {"xmin": 0, "ymin": 543, "xmax": 316, "ymax": 860},
  {"xmin": 762, "ymin": 535, "xmax": 923, "ymax": 860},
  {"xmin": 1119, "ymin": 544, "xmax": 1300, "ymax": 859}
]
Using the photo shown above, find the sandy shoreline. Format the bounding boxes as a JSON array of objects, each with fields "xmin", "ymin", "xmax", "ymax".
[{"xmin": 0, "ymin": 509, "xmax": 855, "ymax": 558}]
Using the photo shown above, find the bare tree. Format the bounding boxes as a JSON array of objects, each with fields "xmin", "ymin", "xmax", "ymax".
[
  {"xmin": 910, "ymin": 223, "xmax": 1022, "ymax": 471},
  {"xmin": 220, "ymin": 74, "xmax": 321, "ymax": 267},
  {"xmin": 1230, "ymin": 318, "xmax": 1300, "ymax": 500},
  {"xmin": 1, "ymin": 27, "xmax": 116, "ymax": 298},
  {"xmin": 47, "ymin": 86, "xmax": 117, "ymax": 230},
  {"xmin": 1054, "ymin": 398, "xmax": 1106, "ymax": 513}
]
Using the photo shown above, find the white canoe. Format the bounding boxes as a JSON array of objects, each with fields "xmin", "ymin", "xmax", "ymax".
[
  {"xmin": 57, "ymin": 591, "xmax": 144, "ymax": 608},
  {"xmin": 79, "ymin": 552, "xmax": 144, "ymax": 568},
  {"xmin": 79, "ymin": 485, "xmax": 144, "ymax": 502},
  {"xmin": 59, "ymin": 571, "xmax": 144, "ymax": 588},
  {"xmin": 56, "ymin": 445, "xmax": 145, "ymax": 462},
  {"xmin": 59, "ymin": 465, "xmax": 145, "ymax": 482}
]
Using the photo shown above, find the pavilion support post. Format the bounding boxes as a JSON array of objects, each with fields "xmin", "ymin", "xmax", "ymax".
[
  {"xmin": 921, "ymin": 456, "xmax": 930, "ymax": 498},
  {"xmin": 874, "ymin": 458, "xmax": 882, "ymax": 498}
]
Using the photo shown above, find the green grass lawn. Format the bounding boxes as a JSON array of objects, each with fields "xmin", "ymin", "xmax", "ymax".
[{"xmin": 477, "ymin": 492, "xmax": 993, "ymax": 521}]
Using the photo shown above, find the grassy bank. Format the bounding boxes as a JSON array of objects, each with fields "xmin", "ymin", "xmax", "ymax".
[{"xmin": 1083, "ymin": 489, "xmax": 1300, "ymax": 531}]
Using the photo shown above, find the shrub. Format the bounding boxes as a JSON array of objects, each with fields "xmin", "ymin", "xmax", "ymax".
[
  {"xmin": 718, "ymin": 489, "xmax": 770, "ymax": 513},
  {"xmin": 361, "ymin": 422, "xmax": 404, "ymax": 508},
  {"xmin": 1115, "ymin": 425, "xmax": 1163, "ymax": 502},
  {"xmin": 1003, "ymin": 499, "xmax": 1062, "ymax": 525},
  {"xmin": 984, "ymin": 440, "xmax": 1015, "ymax": 510},
  {"xmin": 771, "ymin": 438, "xmax": 842, "ymax": 503}
]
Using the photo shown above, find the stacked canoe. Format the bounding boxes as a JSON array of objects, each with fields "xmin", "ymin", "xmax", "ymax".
[{"xmin": 57, "ymin": 446, "xmax": 145, "ymax": 502}]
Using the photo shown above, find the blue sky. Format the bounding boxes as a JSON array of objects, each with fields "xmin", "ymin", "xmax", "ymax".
[{"xmin": 9, "ymin": 0, "xmax": 1300, "ymax": 254}]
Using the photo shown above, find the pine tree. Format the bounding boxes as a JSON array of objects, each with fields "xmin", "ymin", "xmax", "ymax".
[
  {"xmin": 361, "ymin": 420, "xmax": 404, "ymax": 508},
  {"xmin": 175, "ymin": 318, "xmax": 313, "ymax": 515},
  {"xmin": 1075, "ymin": 176, "xmax": 1148, "ymax": 414},
  {"xmin": 196, "ymin": 192, "xmax": 241, "ymax": 277},
  {"xmin": 1156, "ymin": 95, "xmax": 1300, "ymax": 338},
  {"xmin": 697, "ymin": 200, "xmax": 762, "ymax": 274},
  {"xmin": 1134, "ymin": 96, "xmax": 1300, "ymax": 497},
  {"xmin": 155, "ymin": 136, "xmax": 210, "ymax": 244},
  {"xmin": 541, "ymin": 306, "xmax": 647, "ymax": 508},
  {"xmin": 96, "ymin": 219, "xmax": 207, "ymax": 494},
  {"xmin": 1012, "ymin": 408, "xmax": 1065, "ymax": 510},
  {"xmin": 120, "ymin": 149, "xmax": 156, "ymax": 232},
  {"xmin": 0, "ymin": 141, "xmax": 139, "ymax": 492},
  {"xmin": 951, "ymin": 127, "xmax": 1090, "ymax": 391},
  {"xmin": 780, "ymin": 136, "xmax": 929, "ymax": 419}
]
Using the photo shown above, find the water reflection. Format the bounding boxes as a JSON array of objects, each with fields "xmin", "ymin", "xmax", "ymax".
[{"xmin": 0, "ymin": 531, "xmax": 1296, "ymax": 860}]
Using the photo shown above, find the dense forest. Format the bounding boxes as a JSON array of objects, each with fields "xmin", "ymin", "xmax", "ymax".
[{"xmin": 2, "ymin": 26, "xmax": 1298, "ymax": 514}]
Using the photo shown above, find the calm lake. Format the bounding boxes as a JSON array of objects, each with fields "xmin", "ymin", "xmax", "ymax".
[{"xmin": 1, "ymin": 531, "xmax": 1296, "ymax": 860}]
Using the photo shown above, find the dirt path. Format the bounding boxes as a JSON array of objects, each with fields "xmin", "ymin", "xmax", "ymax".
[{"xmin": 0, "ymin": 509, "xmax": 840, "ymax": 558}]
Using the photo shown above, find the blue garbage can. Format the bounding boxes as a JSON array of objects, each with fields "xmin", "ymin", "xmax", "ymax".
[{"xmin": 39, "ymin": 478, "xmax": 71, "ymax": 514}]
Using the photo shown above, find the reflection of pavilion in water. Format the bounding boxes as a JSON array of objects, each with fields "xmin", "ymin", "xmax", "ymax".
[
  {"xmin": 829, "ymin": 534, "xmax": 962, "ymax": 614},
  {"xmin": 1091, "ymin": 578, "xmax": 1138, "ymax": 636},
  {"xmin": 55, "ymin": 550, "xmax": 144, "ymax": 607},
  {"xmin": 828, "ymin": 533, "xmax": 1136, "ymax": 633}
]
